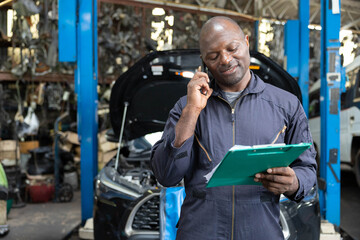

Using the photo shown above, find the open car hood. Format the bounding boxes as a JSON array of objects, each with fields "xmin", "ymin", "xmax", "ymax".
[{"xmin": 109, "ymin": 49, "xmax": 302, "ymax": 141}]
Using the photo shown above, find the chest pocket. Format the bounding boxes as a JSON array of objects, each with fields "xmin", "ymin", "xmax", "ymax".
[{"xmin": 194, "ymin": 134, "xmax": 212, "ymax": 169}]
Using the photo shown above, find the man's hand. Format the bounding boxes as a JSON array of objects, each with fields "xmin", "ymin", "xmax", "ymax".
[
  {"xmin": 173, "ymin": 69, "xmax": 213, "ymax": 148},
  {"xmin": 186, "ymin": 69, "xmax": 213, "ymax": 112},
  {"xmin": 254, "ymin": 167, "xmax": 299, "ymax": 196}
]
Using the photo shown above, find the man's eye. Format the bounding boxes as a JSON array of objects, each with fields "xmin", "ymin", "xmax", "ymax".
[
  {"xmin": 229, "ymin": 46, "xmax": 239, "ymax": 52},
  {"xmin": 208, "ymin": 55, "xmax": 218, "ymax": 60}
]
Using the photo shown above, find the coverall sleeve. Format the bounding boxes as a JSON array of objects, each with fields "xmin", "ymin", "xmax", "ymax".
[
  {"xmin": 286, "ymin": 100, "xmax": 318, "ymax": 202},
  {"xmin": 150, "ymin": 99, "xmax": 195, "ymax": 187}
]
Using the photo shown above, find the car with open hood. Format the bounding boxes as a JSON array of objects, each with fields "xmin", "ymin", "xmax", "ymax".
[{"xmin": 93, "ymin": 49, "xmax": 320, "ymax": 240}]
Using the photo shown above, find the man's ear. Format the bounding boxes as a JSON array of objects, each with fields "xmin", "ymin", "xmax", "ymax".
[{"xmin": 245, "ymin": 35, "xmax": 249, "ymax": 47}]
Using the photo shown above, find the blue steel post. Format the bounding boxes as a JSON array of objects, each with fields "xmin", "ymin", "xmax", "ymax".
[
  {"xmin": 77, "ymin": 0, "xmax": 98, "ymax": 222},
  {"xmin": 58, "ymin": 0, "xmax": 76, "ymax": 203},
  {"xmin": 284, "ymin": 20, "xmax": 300, "ymax": 78},
  {"xmin": 299, "ymin": 0, "xmax": 310, "ymax": 116},
  {"xmin": 58, "ymin": 0, "xmax": 98, "ymax": 223},
  {"xmin": 58, "ymin": 0, "xmax": 76, "ymax": 62},
  {"xmin": 320, "ymin": 0, "xmax": 341, "ymax": 226}
]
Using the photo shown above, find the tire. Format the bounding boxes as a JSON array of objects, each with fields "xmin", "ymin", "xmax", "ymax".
[{"xmin": 355, "ymin": 150, "xmax": 360, "ymax": 187}]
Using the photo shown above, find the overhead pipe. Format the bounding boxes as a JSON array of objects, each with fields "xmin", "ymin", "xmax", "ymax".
[{"xmin": 99, "ymin": 0, "xmax": 256, "ymax": 21}]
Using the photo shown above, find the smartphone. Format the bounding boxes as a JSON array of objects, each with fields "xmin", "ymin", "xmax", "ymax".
[
  {"xmin": 201, "ymin": 61, "xmax": 213, "ymax": 93},
  {"xmin": 201, "ymin": 60, "xmax": 209, "ymax": 75}
]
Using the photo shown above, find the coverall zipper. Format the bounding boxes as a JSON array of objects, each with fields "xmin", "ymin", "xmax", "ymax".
[
  {"xmin": 218, "ymin": 94, "xmax": 248, "ymax": 240},
  {"xmin": 194, "ymin": 134, "xmax": 212, "ymax": 162}
]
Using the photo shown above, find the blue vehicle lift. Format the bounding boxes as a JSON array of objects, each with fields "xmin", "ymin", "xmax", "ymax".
[
  {"xmin": 319, "ymin": 0, "xmax": 341, "ymax": 226},
  {"xmin": 285, "ymin": 0, "xmax": 341, "ymax": 226},
  {"xmin": 284, "ymin": 0, "xmax": 309, "ymax": 116},
  {"xmin": 284, "ymin": 20, "xmax": 300, "ymax": 78},
  {"xmin": 59, "ymin": 0, "xmax": 98, "ymax": 222},
  {"xmin": 299, "ymin": 0, "xmax": 310, "ymax": 117}
]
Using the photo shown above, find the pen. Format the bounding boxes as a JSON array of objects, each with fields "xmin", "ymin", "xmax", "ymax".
[{"xmin": 270, "ymin": 125, "xmax": 287, "ymax": 145}]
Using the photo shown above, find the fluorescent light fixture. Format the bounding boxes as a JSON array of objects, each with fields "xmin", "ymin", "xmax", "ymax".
[
  {"xmin": 7, "ymin": 9, "xmax": 14, "ymax": 37},
  {"xmin": 308, "ymin": 24, "xmax": 322, "ymax": 31},
  {"xmin": 152, "ymin": 8, "xmax": 165, "ymax": 16}
]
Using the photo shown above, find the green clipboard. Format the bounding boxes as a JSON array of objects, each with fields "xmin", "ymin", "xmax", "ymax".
[{"xmin": 206, "ymin": 143, "xmax": 311, "ymax": 188}]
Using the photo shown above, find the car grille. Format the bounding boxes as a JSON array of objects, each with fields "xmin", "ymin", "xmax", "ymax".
[{"xmin": 132, "ymin": 195, "xmax": 160, "ymax": 231}]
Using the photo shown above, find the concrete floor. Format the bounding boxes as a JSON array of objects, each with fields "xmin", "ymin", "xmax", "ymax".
[
  {"xmin": 4, "ymin": 190, "xmax": 81, "ymax": 240},
  {"xmin": 1, "ymin": 170, "xmax": 359, "ymax": 240}
]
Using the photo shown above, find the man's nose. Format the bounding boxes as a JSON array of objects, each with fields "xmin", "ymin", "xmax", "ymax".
[{"xmin": 219, "ymin": 52, "xmax": 232, "ymax": 65}]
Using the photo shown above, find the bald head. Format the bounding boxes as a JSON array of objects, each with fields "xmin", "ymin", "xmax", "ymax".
[
  {"xmin": 199, "ymin": 17, "xmax": 245, "ymax": 53},
  {"xmin": 197, "ymin": 16, "xmax": 251, "ymax": 92}
]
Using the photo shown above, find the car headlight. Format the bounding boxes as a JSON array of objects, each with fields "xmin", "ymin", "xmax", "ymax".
[{"xmin": 98, "ymin": 167, "xmax": 142, "ymax": 199}]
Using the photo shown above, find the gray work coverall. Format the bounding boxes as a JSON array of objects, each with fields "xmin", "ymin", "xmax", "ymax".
[{"xmin": 151, "ymin": 73, "xmax": 317, "ymax": 240}]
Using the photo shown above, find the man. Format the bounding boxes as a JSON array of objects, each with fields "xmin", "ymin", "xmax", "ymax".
[{"xmin": 151, "ymin": 16, "xmax": 317, "ymax": 240}]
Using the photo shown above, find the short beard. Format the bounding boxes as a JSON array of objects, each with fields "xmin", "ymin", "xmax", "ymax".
[
  {"xmin": 215, "ymin": 77, "xmax": 242, "ymax": 88},
  {"xmin": 214, "ymin": 67, "xmax": 247, "ymax": 88}
]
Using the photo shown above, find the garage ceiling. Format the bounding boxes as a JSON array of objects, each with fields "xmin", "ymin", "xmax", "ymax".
[
  {"xmin": 1, "ymin": 0, "xmax": 359, "ymax": 32},
  {"xmin": 175, "ymin": 0, "xmax": 360, "ymax": 32}
]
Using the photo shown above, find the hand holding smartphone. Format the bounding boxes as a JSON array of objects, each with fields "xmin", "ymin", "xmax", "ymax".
[{"xmin": 199, "ymin": 62, "xmax": 211, "ymax": 96}]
